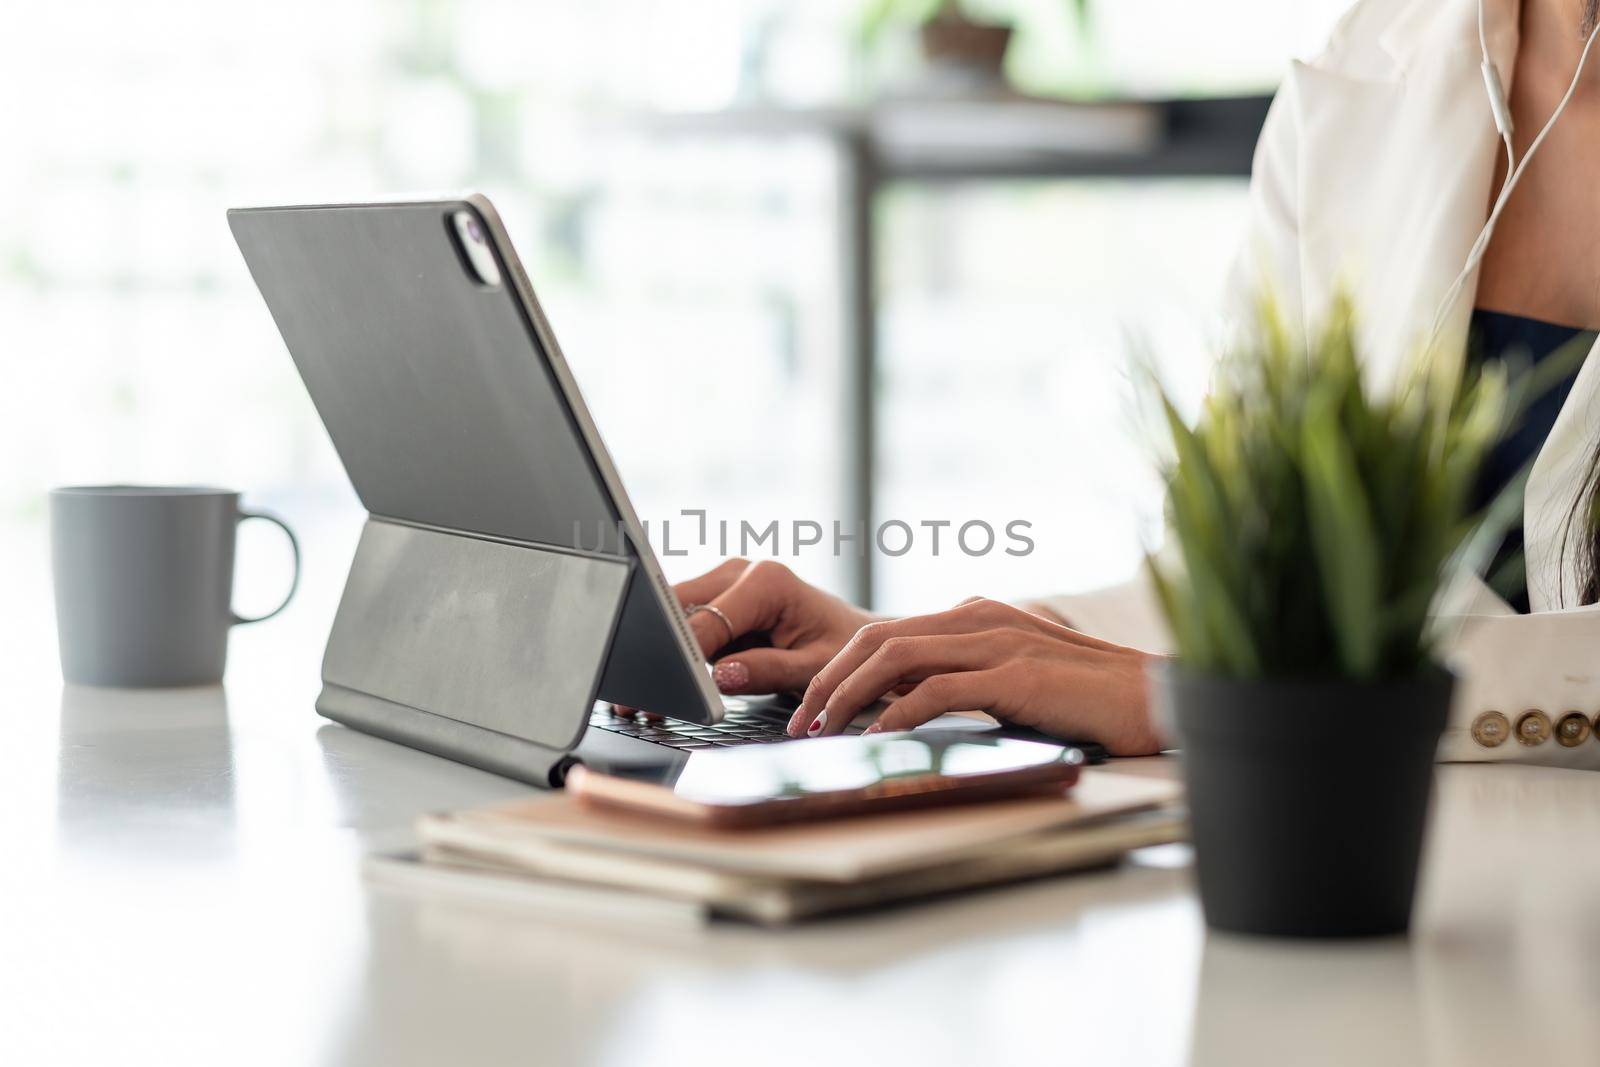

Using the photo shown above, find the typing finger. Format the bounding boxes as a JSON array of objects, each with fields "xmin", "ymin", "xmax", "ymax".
[
  {"xmin": 672, "ymin": 558, "xmax": 750, "ymax": 611},
  {"xmin": 711, "ymin": 646, "xmax": 822, "ymax": 696},
  {"xmin": 686, "ymin": 560, "xmax": 793, "ymax": 658},
  {"xmin": 807, "ymin": 633, "xmax": 997, "ymax": 736},
  {"xmin": 606, "ymin": 703, "xmax": 662, "ymax": 723},
  {"xmin": 861, "ymin": 670, "xmax": 1006, "ymax": 735},
  {"xmin": 790, "ymin": 610, "xmax": 990, "ymax": 735}
]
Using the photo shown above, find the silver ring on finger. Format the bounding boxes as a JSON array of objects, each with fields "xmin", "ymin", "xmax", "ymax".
[{"xmin": 686, "ymin": 603, "xmax": 735, "ymax": 647}]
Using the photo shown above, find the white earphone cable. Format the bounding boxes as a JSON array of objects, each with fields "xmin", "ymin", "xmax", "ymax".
[
  {"xmin": 1425, "ymin": 8, "xmax": 1600, "ymax": 355},
  {"xmin": 1479, "ymin": 0, "xmax": 1517, "ymax": 169}
]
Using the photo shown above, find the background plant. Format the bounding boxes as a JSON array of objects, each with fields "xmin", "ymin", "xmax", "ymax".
[
  {"xmin": 1147, "ymin": 296, "xmax": 1541, "ymax": 681},
  {"xmin": 858, "ymin": 0, "xmax": 1092, "ymax": 47}
]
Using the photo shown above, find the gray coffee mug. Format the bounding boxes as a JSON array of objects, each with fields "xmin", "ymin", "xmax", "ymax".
[{"xmin": 50, "ymin": 486, "xmax": 301, "ymax": 687}]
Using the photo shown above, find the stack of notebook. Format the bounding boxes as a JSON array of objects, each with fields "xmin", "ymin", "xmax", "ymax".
[{"xmin": 365, "ymin": 769, "xmax": 1185, "ymax": 926}]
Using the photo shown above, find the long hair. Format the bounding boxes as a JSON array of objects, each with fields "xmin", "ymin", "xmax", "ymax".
[
  {"xmin": 1559, "ymin": 445, "xmax": 1600, "ymax": 605},
  {"xmin": 1513, "ymin": 1, "xmax": 1600, "ymax": 604},
  {"xmin": 1555, "ymin": 3, "xmax": 1600, "ymax": 601}
]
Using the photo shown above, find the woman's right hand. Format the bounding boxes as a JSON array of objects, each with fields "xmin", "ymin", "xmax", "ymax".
[{"xmin": 611, "ymin": 558, "xmax": 878, "ymax": 715}]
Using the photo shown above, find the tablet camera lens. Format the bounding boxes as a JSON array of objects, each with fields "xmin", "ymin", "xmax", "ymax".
[{"xmin": 450, "ymin": 210, "xmax": 501, "ymax": 287}]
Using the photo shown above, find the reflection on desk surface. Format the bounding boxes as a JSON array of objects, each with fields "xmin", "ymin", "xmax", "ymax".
[{"xmin": 8, "ymin": 667, "xmax": 1600, "ymax": 1066}]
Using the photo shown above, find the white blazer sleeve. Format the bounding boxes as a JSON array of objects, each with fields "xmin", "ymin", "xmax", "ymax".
[
  {"xmin": 1039, "ymin": 571, "xmax": 1172, "ymax": 655},
  {"xmin": 1048, "ymin": 572, "xmax": 1600, "ymax": 769},
  {"xmin": 1437, "ymin": 587, "xmax": 1600, "ymax": 768}
]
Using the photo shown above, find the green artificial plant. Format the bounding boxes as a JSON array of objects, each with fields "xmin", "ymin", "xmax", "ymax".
[{"xmin": 1146, "ymin": 295, "xmax": 1547, "ymax": 682}]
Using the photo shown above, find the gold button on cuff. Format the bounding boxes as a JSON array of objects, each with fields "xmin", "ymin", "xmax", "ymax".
[
  {"xmin": 1515, "ymin": 710, "xmax": 1552, "ymax": 746},
  {"xmin": 1471, "ymin": 710, "xmax": 1511, "ymax": 748},
  {"xmin": 1556, "ymin": 713, "xmax": 1591, "ymax": 748}
]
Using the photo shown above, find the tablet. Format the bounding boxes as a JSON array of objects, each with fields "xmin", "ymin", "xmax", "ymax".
[{"xmin": 231, "ymin": 197, "xmax": 724, "ymax": 783}]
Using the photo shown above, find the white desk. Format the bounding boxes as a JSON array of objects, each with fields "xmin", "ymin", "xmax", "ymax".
[{"xmin": 5, "ymin": 527, "xmax": 1600, "ymax": 1066}]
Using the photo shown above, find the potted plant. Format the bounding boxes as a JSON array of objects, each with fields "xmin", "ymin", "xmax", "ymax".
[
  {"xmin": 859, "ymin": 1, "xmax": 1091, "ymax": 89},
  {"xmin": 1146, "ymin": 297, "xmax": 1514, "ymax": 938},
  {"xmin": 918, "ymin": 1, "xmax": 1014, "ymax": 82}
]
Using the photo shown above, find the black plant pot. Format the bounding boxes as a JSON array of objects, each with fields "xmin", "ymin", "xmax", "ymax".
[{"xmin": 1155, "ymin": 664, "xmax": 1452, "ymax": 938}]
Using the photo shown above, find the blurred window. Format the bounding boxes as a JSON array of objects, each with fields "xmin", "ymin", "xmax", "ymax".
[{"xmin": 1, "ymin": 0, "xmax": 1355, "ymax": 609}]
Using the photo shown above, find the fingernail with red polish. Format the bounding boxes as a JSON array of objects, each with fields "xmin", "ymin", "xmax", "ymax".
[
  {"xmin": 713, "ymin": 660, "xmax": 749, "ymax": 693},
  {"xmin": 808, "ymin": 711, "xmax": 827, "ymax": 735}
]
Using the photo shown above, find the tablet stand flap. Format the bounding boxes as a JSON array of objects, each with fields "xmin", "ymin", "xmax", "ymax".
[{"xmin": 316, "ymin": 517, "xmax": 632, "ymax": 787}]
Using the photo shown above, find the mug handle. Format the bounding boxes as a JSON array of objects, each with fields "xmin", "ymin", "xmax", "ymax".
[{"xmin": 232, "ymin": 509, "xmax": 302, "ymax": 625}]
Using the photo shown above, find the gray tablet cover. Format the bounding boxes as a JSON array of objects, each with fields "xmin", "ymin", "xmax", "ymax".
[{"xmin": 229, "ymin": 199, "xmax": 716, "ymax": 784}]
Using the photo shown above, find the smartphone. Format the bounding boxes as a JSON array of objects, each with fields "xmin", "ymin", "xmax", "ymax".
[{"xmin": 565, "ymin": 732, "xmax": 1086, "ymax": 828}]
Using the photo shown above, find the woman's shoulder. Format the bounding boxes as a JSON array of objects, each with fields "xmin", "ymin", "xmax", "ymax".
[{"xmin": 1304, "ymin": 0, "xmax": 1430, "ymax": 77}]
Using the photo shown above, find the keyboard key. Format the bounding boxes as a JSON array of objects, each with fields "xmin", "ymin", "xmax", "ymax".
[{"xmin": 590, "ymin": 715, "xmax": 797, "ymax": 750}]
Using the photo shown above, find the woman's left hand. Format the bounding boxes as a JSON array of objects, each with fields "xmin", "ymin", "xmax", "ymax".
[{"xmin": 786, "ymin": 598, "xmax": 1165, "ymax": 756}]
